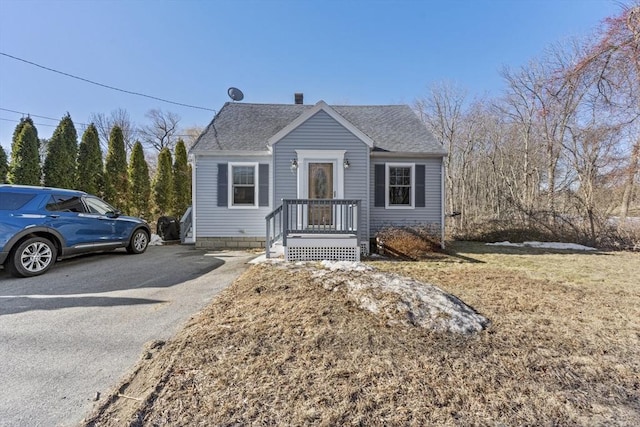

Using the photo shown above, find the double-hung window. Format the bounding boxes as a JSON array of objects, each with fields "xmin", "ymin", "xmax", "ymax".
[
  {"xmin": 386, "ymin": 163, "xmax": 414, "ymax": 208},
  {"xmin": 230, "ymin": 163, "xmax": 258, "ymax": 208}
]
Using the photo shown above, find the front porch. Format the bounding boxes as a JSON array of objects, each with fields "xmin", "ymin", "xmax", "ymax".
[{"xmin": 266, "ymin": 199, "xmax": 362, "ymax": 261}]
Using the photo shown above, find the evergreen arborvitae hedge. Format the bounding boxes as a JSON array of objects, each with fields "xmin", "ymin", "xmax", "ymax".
[
  {"xmin": 76, "ymin": 124, "xmax": 103, "ymax": 195},
  {"xmin": 103, "ymin": 126, "xmax": 129, "ymax": 211},
  {"xmin": 172, "ymin": 139, "xmax": 191, "ymax": 217},
  {"xmin": 9, "ymin": 119, "xmax": 41, "ymax": 185},
  {"xmin": 128, "ymin": 141, "xmax": 151, "ymax": 218},
  {"xmin": 0, "ymin": 144, "xmax": 8, "ymax": 183},
  {"xmin": 153, "ymin": 147, "xmax": 174, "ymax": 216},
  {"xmin": 43, "ymin": 114, "xmax": 78, "ymax": 188}
]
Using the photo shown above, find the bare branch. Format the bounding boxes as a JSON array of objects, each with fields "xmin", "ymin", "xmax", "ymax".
[{"xmin": 139, "ymin": 109, "xmax": 181, "ymax": 152}]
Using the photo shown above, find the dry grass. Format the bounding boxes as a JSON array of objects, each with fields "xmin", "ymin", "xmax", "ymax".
[{"xmin": 86, "ymin": 242, "xmax": 640, "ymax": 426}]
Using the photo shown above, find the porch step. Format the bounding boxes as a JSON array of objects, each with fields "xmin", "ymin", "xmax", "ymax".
[
  {"xmin": 287, "ymin": 235, "xmax": 358, "ymax": 247},
  {"xmin": 288, "ymin": 233, "xmax": 357, "ymax": 239}
]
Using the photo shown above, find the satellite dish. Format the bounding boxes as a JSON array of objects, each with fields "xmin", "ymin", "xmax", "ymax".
[{"xmin": 228, "ymin": 87, "xmax": 244, "ymax": 101}]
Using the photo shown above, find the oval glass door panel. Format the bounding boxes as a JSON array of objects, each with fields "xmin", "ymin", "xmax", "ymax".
[{"xmin": 308, "ymin": 163, "xmax": 333, "ymax": 226}]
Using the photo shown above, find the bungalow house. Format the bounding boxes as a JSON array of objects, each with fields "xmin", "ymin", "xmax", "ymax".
[{"xmin": 187, "ymin": 94, "xmax": 447, "ymax": 261}]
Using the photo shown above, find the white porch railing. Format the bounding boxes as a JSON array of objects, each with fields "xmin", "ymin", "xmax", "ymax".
[
  {"xmin": 180, "ymin": 206, "xmax": 193, "ymax": 244},
  {"xmin": 265, "ymin": 199, "xmax": 361, "ymax": 259}
]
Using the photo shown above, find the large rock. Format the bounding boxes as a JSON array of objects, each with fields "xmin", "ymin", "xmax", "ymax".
[{"xmin": 312, "ymin": 261, "xmax": 490, "ymax": 335}]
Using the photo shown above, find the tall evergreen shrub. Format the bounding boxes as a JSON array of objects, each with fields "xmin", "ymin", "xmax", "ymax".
[
  {"xmin": 9, "ymin": 119, "xmax": 41, "ymax": 185},
  {"xmin": 0, "ymin": 145, "xmax": 8, "ymax": 183},
  {"xmin": 103, "ymin": 126, "xmax": 129, "ymax": 210},
  {"xmin": 43, "ymin": 114, "xmax": 78, "ymax": 188},
  {"xmin": 128, "ymin": 141, "xmax": 151, "ymax": 218},
  {"xmin": 172, "ymin": 139, "xmax": 191, "ymax": 217},
  {"xmin": 153, "ymin": 147, "xmax": 174, "ymax": 216},
  {"xmin": 76, "ymin": 124, "xmax": 103, "ymax": 195}
]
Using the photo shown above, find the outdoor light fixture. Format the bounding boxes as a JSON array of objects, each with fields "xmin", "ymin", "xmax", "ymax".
[
  {"xmin": 343, "ymin": 158, "xmax": 350, "ymax": 169},
  {"xmin": 290, "ymin": 158, "xmax": 298, "ymax": 171}
]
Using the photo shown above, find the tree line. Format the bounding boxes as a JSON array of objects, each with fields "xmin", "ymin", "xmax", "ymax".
[
  {"xmin": 0, "ymin": 112, "xmax": 192, "ymax": 222},
  {"xmin": 416, "ymin": 3, "xmax": 639, "ymax": 248}
]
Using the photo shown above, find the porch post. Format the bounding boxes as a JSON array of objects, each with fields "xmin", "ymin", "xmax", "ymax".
[
  {"xmin": 356, "ymin": 200, "xmax": 361, "ymax": 248},
  {"xmin": 266, "ymin": 216, "xmax": 271, "ymax": 259},
  {"xmin": 282, "ymin": 199, "xmax": 289, "ymax": 246}
]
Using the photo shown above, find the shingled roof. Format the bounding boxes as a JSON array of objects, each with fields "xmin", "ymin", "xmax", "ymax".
[{"xmin": 190, "ymin": 101, "xmax": 446, "ymax": 155}]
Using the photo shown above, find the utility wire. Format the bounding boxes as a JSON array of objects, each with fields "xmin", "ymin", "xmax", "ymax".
[
  {"xmin": 1, "ymin": 109, "xmax": 197, "ymax": 140},
  {"xmin": 0, "ymin": 117, "xmax": 108, "ymax": 151},
  {"xmin": 1, "ymin": 117, "xmax": 59, "ymax": 128},
  {"xmin": 0, "ymin": 108, "xmax": 90, "ymax": 127},
  {"xmin": 0, "ymin": 107, "xmax": 79, "ymax": 123},
  {"xmin": 0, "ymin": 52, "xmax": 217, "ymax": 112}
]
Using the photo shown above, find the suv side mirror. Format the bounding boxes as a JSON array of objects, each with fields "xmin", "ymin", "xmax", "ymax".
[{"xmin": 106, "ymin": 210, "xmax": 122, "ymax": 218}]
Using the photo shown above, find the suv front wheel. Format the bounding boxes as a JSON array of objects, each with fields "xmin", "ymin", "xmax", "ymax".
[
  {"xmin": 7, "ymin": 236, "xmax": 58, "ymax": 278},
  {"xmin": 126, "ymin": 229, "xmax": 149, "ymax": 254}
]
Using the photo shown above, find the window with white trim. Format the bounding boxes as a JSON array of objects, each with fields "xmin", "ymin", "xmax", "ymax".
[
  {"xmin": 229, "ymin": 163, "xmax": 258, "ymax": 208},
  {"xmin": 386, "ymin": 163, "xmax": 414, "ymax": 208}
]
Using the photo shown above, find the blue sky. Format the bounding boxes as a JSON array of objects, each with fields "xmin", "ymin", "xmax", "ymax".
[{"xmin": 0, "ymin": 0, "xmax": 622, "ymax": 154}]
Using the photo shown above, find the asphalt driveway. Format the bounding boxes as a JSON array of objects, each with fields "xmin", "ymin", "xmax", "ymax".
[{"xmin": 0, "ymin": 245, "xmax": 254, "ymax": 426}]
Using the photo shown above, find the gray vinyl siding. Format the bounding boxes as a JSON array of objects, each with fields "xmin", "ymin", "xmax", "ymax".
[
  {"xmin": 272, "ymin": 110, "xmax": 370, "ymax": 240},
  {"xmin": 370, "ymin": 156, "xmax": 443, "ymax": 234},
  {"xmin": 194, "ymin": 154, "xmax": 271, "ymax": 238}
]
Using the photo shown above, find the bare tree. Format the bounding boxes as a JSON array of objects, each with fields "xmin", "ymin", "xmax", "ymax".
[
  {"xmin": 497, "ymin": 67, "xmax": 545, "ymax": 220},
  {"xmin": 89, "ymin": 108, "xmax": 137, "ymax": 153},
  {"xmin": 139, "ymin": 109, "xmax": 181, "ymax": 152},
  {"xmin": 410, "ymin": 5, "xmax": 639, "ymax": 246},
  {"xmin": 415, "ymin": 82, "xmax": 467, "ymax": 232},
  {"xmin": 569, "ymin": 2, "xmax": 640, "ymax": 220},
  {"xmin": 620, "ymin": 131, "xmax": 640, "ymax": 219},
  {"xmin": 180, "ymin": 125, "xmax": 205, "ymax": 150},
  {"xmin": 564, "ymin": 122, "xmax": 623, "ymax": 243}
]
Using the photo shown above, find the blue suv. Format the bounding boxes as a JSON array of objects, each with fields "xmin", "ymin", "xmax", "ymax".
[{"xmin": 0, "ymin": 185, "xmax": 151, "ymax": 278}]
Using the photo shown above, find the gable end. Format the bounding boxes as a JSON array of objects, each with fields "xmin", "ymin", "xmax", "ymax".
[{"xmin": 267, "ymin": 101, "xmax": 374, "ymax": 148}]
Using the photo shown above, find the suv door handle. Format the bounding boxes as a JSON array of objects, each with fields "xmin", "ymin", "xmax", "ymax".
[{"xmin": 48, "ymin": 214, "xmax": 60, "ymax": 219}]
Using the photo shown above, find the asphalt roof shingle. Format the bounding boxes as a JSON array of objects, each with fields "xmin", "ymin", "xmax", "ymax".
[{"xmin": 190, "ymin": 102, "xmax": 446, "ymax": 155}]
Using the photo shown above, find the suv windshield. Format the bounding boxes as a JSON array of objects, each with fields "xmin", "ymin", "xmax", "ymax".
[{"xmin": 0, "ymin": 192, "xmax": 37, "ymax": 210}]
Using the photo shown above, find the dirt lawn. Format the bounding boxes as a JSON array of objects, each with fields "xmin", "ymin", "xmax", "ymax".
[{"xmin": 84, "ymin": 242, "xmax": 640, "ymax": 426}]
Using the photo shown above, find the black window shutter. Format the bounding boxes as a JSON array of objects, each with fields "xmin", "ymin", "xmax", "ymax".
[
  {"xmin": 217, "ymin": 163, "xmax": 228, "ymax": 207},
  {"xmin": 258, "ymin": 164, "xmax": 269, "ymax": 207},
  {"xmin": 374, "ymin": 164, "xmax": 385, "ymax": 207},
  {"xmin": 415, "ymin": 164, "xmax": 425, "ymax": 207}
]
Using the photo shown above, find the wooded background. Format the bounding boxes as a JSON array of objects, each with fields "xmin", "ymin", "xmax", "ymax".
[{"xmin": 417, "ymin": 4, "xmax": 639, "ymax": 248}]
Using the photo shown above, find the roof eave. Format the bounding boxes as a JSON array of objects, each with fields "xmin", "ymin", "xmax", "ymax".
[
  {"xmin": 371, "ymin": 150, "xmax": 448, "ymax": 158},
  {"xmin": 192, "ymin": 150, "xmax": 272, "ymax": 157}
]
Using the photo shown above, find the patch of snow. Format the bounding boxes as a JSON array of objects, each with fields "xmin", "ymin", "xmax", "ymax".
[
  {"xmin": 486, "ymin": 241, "xmax": 596, "ymax": 251},
  {"xmin": 320, "ymin": 260, "xmax": 373, "ymax": 272},
  {"xmin": 149, "ymin": 234, "xmax": 163, "ymax": 246},
  {"xmin": 486, "ymin": 241, "xmax": 521, "ymax": 247},
  {"xmin": 608, "ymin": 216, "xmax": 640, "ymax": 225},
  {"xmin": 290, "ymin": 262, "xmax": 489, "ymax": 335},
  {"xmin": 249, "ymin": 255, "xmax": 284, "ymax": 264}
]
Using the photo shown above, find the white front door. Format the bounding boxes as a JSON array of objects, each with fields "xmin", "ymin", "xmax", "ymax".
[{"xmin": 295, "ymin": 150, "xmax": 346, "ymax": 229}]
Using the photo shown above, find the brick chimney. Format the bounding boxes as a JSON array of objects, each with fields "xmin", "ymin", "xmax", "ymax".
[{"xmin": 294, "ymin": 93, "xmax": 304, "ymax": 105}]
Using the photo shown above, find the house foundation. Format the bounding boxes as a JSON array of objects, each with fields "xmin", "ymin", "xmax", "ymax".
[{"xmin": 195, "ymin": 237, "xmax": 265, "ymax": 250}]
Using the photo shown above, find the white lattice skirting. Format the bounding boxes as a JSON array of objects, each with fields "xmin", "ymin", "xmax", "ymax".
[{"xmin": 285, "ymin": 235, "xmax": 360, "ymax": 262}]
